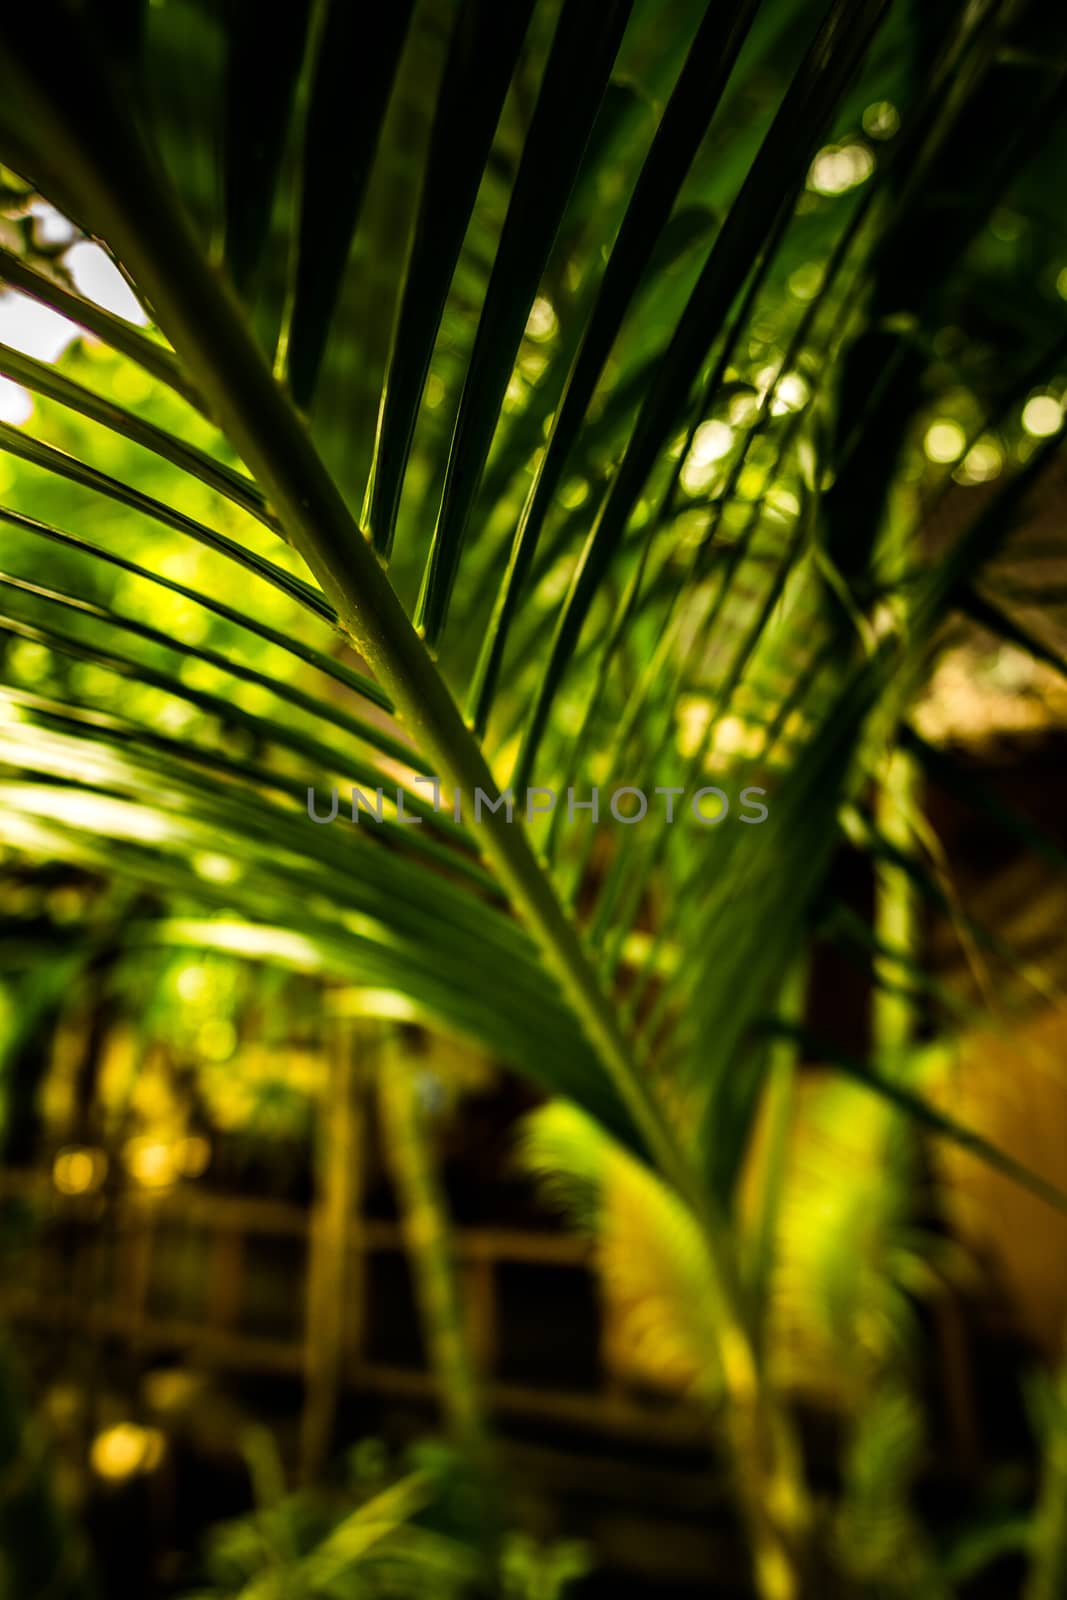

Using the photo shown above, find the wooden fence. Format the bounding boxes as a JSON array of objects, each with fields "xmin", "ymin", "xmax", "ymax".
[{"xmin": 0, "ymin": 1169, "xmax": 704, "ymax": 1446}]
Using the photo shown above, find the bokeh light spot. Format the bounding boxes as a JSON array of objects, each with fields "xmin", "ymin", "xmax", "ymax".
[
  {"xmin": 924, "ymin": 421, "xmax": 966, "ymax": 463},
  {"xmin": 1021, "ymin": 395, "xmax": 1063, "ymax": 437}
]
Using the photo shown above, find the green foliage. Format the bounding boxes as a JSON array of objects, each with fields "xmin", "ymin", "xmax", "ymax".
[
  {"xmin": 517, "ymin": 1077, "xmax": 935, "ymax": 1407},
  {"xmin": 519, "ymin": 1099, "xmax": 726, "ymax": 1398},
  {"xmin": 186, "ymin": 1430, "xmax": 587, "ymax": 1600},
  {"xmin": 833, "ymin": 1384, "xmax": 947, "ymax": 1598},
  {"xmin": 1023, "ymin": 1356, "xmax": 1067, "ymax": 1600},
  {"xmin": 189, "ymin": 1447, "xmax": 468, "ymax": 1598}
]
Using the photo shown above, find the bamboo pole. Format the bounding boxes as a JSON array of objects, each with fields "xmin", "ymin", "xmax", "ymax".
[
  {"xmin": 300, "ymin": 1015, "xmax": 364, "ymax": 1484},
  {"xmin": 377, "ymin": 1030, "xmax": 499, "ymax": 1542}
]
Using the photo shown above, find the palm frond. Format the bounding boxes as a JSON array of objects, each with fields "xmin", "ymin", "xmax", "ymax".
[{"xmin": 2, "ymin": 2, "xmax": 1066, "ymax": 1589}]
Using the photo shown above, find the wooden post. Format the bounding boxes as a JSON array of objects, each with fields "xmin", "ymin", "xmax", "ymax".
[
  {"xmin": 461, "ymin": 1249, "xmax": 496, "ymax": 1378},
  {"xmin": 207, "ymin": 1226, "xmax": 243, "ymax": 1336}
]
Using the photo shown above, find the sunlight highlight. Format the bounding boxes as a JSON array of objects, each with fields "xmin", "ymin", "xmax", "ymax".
[
  {"xmin": 0, "ymin": 376, "xmax": 32, "ymax": 424},
  {"xmin": 682, "ymin": 420, "xmax": 733, "ymax": 493},
  {"xmin": 924, "ymin": 420, "xmax": 966, "ymax": 463},
  {"xmin": 91, "ymin": 1424, "xmax": 166, "ymax": 1480},
  {"xmin": 66, "ymin": 241, "xmax": 150, "ymax": 325},
  {"xmin": 808, "ymin": 143, "xmax": 874, "ymax": 196},
  {"xmin": 53, "ymin": 1146, "xmax": 107, "ymax": 1196},
  {"xmin": 1021, "ymin": 394, "xmax": 1063, "ymax": 437},
  {"xmin": 0, "ymin": 290, "xmax": 78, "ymax": 362}
]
